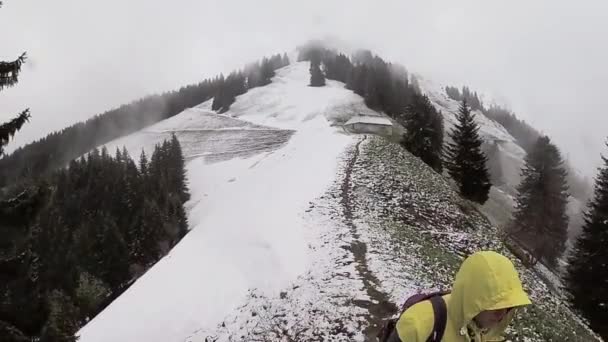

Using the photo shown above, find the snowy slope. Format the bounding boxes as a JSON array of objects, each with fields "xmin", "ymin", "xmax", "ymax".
[
  {"xmin": 75, "ymin": 59, "xmax": 602, "ymax": 342},
  {"xmin": 78, "ymin": 62, "xmax": 377, "ymax": 342},
  {"xmin": 418, "ymin": 75, "xmax": 591, "ymax": 240},
  {"xmin": 102, "ymin": 107, "xmax": 293, "ymax": 164},
  {"xmin": 214, "ymin": 64, "xmax": 380, "ymax": 129},
  {"xmin": 417, "ymin": 76, "xmax": 529, "ymax": 227},
  {"xmin": 418, "ymin": 76, "xmax": 527, "ymax": 189}
]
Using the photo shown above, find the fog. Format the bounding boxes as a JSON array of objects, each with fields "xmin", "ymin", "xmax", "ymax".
[{"xmin": 1, "ymin": 0, "xmax": 607, "ymax": 177}]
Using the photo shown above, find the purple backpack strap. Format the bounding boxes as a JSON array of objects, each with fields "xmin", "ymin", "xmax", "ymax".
[{"xmin": 426, "ymin": 296, "xmax": 447, "ymax": 342}]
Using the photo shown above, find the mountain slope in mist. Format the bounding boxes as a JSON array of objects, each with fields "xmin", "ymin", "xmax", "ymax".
[{"xmin": 76, "ymin": 58, "xmax": 600, "ymax": 342}]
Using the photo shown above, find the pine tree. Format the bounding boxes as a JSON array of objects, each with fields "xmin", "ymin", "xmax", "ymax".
[
  {"xmin": 309, "ymin": 58, "xmax": 325, "ymax": 87},
  {"xmin": 565, "ymin": 141, "xmax": 608, "ymax": 339},
  {"xmin": 508, "ymin": 136, "xmax": 569, "ymax": 268},
  {"xmin": 445, "ymin": 99, "xmax": 492, "ymax": 204},
  {"xmin": 445, "ymin": 86, "xmax": 462, "ymax": 101},
  {"xmin": 400, "ymin": 94, "xmax": 444, "ymax": 172},
  {"xmin": 346, "ymin": 65, "xmax": 367, "ymax": 96},
  {"xmin": 74, "ymin": 272, "xmax": 110, "ymax": 323},
  {"xmin": 89, "ymin": 212, "xmax": 129, "ymax": 291},
  {"xmin": 363, "ymin": 69, "xmax": 380, "ymax": 109},
  {"xmin": 260, "ymin": 57, "xmax": 275, "ymax": 85},
  {"xmin": 245, "ymin": 62, "xmax": 262, "ymax": 89},
  {"xmin": 129, "ymin": 200, "xmax": 164, "ymax": 267},
  {"xmin": 40, "ymin": 290, "xmax": 79, "ymax": 342},
  {"xmin": 211, "ymin": 74, "xmax": 225, "ymax": 112},
  {"xmin": 0, "ymin": 321, "xmax": 29, "ymax": 342},
  {"xmin": 1, "ymin": 52, "xmax": 29, "ymax": 155},
  {"xmin": 0, "ymin": 11, "xmax": 39, "ymax": 339},
  {"xmin": 139, "ymin": 149, "xmax": 149, "ymax": 176},
  {"xmin": 281, "ymin": 53, "xmax": 290, "ymax": 67},
  {"xmin": 169, "ymin": 134, "xmax": 189, "ymax": 203}
]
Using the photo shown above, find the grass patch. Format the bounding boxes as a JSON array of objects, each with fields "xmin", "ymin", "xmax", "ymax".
[{"xmin": 354, "ymin": 136, "xmax": 600, "ymax": 342}]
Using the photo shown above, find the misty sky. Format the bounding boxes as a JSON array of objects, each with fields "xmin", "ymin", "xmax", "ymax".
[{"xmin": 1, "ymin": 0, "xmax": 607, "ymax": 177}]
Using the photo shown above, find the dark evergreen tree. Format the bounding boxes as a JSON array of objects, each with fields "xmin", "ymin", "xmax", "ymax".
[
  {"xmin": 281, "ymin": 53, "xmax": 290, "ymax": 67},
  {"xmin": 0, "ymin": 75, "xmax": 220, "ymax": 185},
  {"xmin": 508, "ymin": 136, "xmax": 569, "ymax": 268},
  {"xmin": 565, "ymin": 141, "xmax": 608, "ymax": 339},
  {"xmin": 139, "ymin": 149, "xmax": 149, "ymax": 176},
  {"xmin": 245, "ymin": 62, "xmax": 262, "ymax": 89},
  {"xmin": 211, "ymin": 74, "xmax": 225, "ymax": 112},
  {"xmin": 74, "ymin": 272, "xmax": 109, "ymax": 323},
  {"xmin": 2, "ymin": 134, "xmax": 190, "ymax": 340},
  {"xmin": 445, "ymin": 86, "xmax": 462, "ymax": 101},
  {"xmin": 212, "ymin": 72, "xmax": 247, "ymax": 113},
  {"xmin": 399, "ymin": 94, "xmax": 444, "ymax": 172},
  {"xmin": 1, "ymin": 51, "xmax": 29, "ymax": 156},
  {"xmin": 363, "ymin": 67, "xmax": 380, "ymax": 109},
  {"xmin": 352, "ymin": 49, "xmax": 374, "ymax": 65},
  {"xmin": 309, "ymin": 57, "xmax": 326, "ymax": 87},
  {"xmin": 323, "ymin": 53, "xmax": 352, "ymax": 83},
  {"xmin": 0, "ymin": 321, "xmax": 29, "ymax": 342},
  {"xmin": 96, "ymin": 212, "xmax": 130, "ymax": 290},
  {"xmin": 169, "ymin": 134, "xmax": 189, "ymax": 203},
  {"xmin": 445, "ymin": 99, "xmax": 492, "ymax": 204},
  {"xmin": 39, "ymin": 290, "xmax": 79, "ymax": 342},
  {"xmin": 484, "ymin": 104, "xmax": 541, "ymax": 153},
  {"xmin": 0, "ymin": 8, "xmax": 41, "ymax": 338},
  {"xmin": 346, "ymin": 64, "xmax": 368, "ymax": 96},
  {"xmin": 0, "ymin": 219, "xmax": 48, "ymax": 341},
  {"xmin": 130, "ymin": 200, "xmax": 164, "ymax": 267},
  {"xmin": 260, "ymin": 57, "xmax": 275, "ymax": 85}
]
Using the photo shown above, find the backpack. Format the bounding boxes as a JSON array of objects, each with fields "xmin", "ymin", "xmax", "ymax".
[{"xmin": 377, "ymin": 291, "xmax": 450, "ymax": 342}]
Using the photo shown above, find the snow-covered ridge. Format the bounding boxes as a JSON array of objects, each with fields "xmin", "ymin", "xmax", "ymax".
[
  {"xmin": 76, "ymin": 58, "xmax": 601, "ymax": 342},
  {"xmin": 78, "ymin": 62, "xmax": 379, "ymax": 342}
]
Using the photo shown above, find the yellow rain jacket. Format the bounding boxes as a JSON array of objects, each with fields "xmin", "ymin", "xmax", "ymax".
[{"xmin": 395, "ymin": 251, "xmax": 531, "ymax": 342}]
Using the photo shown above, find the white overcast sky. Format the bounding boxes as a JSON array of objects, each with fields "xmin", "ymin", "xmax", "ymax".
[{"xmin": 1, "ymin": 0, "xmax": 607, "ymax": 177}]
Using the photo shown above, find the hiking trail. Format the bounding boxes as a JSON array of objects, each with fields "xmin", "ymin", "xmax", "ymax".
[{"xmin": 340, "ymin": 136, "xmax": 398, "ymax": 341}]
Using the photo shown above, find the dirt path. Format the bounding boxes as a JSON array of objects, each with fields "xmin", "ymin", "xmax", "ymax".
[{"xmin": 340, "ymin": 136, "xmax": 398, "ymax": 341}]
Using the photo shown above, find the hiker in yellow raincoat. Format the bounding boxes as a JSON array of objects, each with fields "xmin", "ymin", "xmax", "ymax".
[{"xmin": 392, "ymin": 251, "xmax": 531, "ymax": 341}]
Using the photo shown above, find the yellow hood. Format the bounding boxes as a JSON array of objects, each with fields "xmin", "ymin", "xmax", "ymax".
[{"xmin": 450, "ymin": 251, "xmax": 531, "ymax": 338}]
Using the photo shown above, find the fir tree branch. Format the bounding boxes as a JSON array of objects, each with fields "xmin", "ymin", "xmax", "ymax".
[
  {"xmin": 0, "ymin": 109, "xmax": 31, "ymax": 155},
  {"xmin": 0, "ymin": 52, "xmax": 27, "ymax": 91}
]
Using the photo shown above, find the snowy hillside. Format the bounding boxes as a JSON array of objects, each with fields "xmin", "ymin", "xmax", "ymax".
[
  {"xmin": 418, "ymin": 76, "xmax": 526, "ymax": 191},
  {"xmin": 418, "ymin": 75, "xmax": 589, "ymax": 243},
  {"xmin": 78, "ymin": 62, "xmax": 600, "ymax": 342},
  {"xmin": 78, "ymin": 62, "xmax": 377, "ymax": 342}
]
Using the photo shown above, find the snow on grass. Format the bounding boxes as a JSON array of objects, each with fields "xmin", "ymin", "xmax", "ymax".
[
  {"xmin": 78, "ymin": 62, "xmax": 371, "ymax": 342},
  {"xmin": 79, "ymin": 59, "xmax": 600, "ymax": 342},
  {"xmin": 186, "ymin": 148, "xmax": 370, "ymax": 341},
  {"xmin": 350, "ymin": 136, "xmax": 601, "ymax": 342}
]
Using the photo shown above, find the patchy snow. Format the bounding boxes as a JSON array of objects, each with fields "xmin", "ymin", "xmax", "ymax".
[
  {"xmin": 78, "ymin": 61, "xmax": 601, "ymax": 342},
  {"xmin": 78, "ymin": 62, "xmax": 375, "ymax": 342},
  {"xmin": 349, "ymin": 136, "xmax": 601, "ymax": 341}
]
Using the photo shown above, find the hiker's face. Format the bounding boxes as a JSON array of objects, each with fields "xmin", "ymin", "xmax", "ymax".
[{"xmin": 474, "ymin": 308, "xmax": 511, "ymax": 328}]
